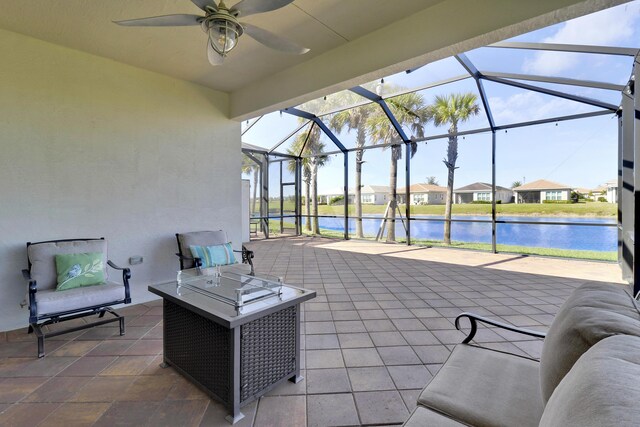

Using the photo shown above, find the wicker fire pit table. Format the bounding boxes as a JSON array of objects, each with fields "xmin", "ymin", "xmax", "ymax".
[{"xmin": 148, "ymin": 268, "xmax": 316, "ymax": 424}]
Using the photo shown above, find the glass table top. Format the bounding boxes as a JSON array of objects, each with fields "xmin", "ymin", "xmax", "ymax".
[
  {"xmin": 148, "ymin": 267, "xmax": 316, "ymax": 325},
  {"xmin": 177, "ymin": 268, "xmax": 283, "ymax": 308}
]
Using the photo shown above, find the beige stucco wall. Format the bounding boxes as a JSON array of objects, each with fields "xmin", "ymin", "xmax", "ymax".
[
  {"xmin": 541, "ymin": 190, "xmax": 571, "ymax": 202},
  {"xmin": 0, "ymin": 29, "xmax": 241, "ymax": 331}
]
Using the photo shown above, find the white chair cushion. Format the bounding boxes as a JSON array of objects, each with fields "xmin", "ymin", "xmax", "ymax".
[{"xmin": 35, "ymin": 282, "xmax": 125, "ymax": 315}]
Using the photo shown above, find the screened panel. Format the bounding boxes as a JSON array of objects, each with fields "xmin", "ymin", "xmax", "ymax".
[
  {"xmin": 242, "ymin": 111, "xmax": 310, "ymax": 150},
  {"xmin": 506, "ymin": 79, "xmax": 622, "ymax": 107},
  {"xmin": 241, "ymin": 116, "xmax": 261, "ymax": 134},
  {"xmin": 297, "ymin": 89, "xmax": 370, "ymax": 116},
  {"xmin": 495, "ymin": 117, "xmax": 617, "ymax": 258},
  {"xmin": 496, "ymin": 222, "xmax": 616, "ymax": 261},
  {"xmin": 483, "ymin": 80, "xmax": 604, "ymax": 127},
  {"xmin": 318, "ymin": 103, "xmax": 383, "ymax": 150},
  {"xmin": 409, "ymin": 133, "xmax": 492, "ymax": 248},
  {"xmin": 378, "ymin": 80, "xmax": 490, "ymax": 142},
  {"xmin": 270, "ymin": 121, "xmax": 313, "ymax": 155},
  {"xmin": 242, "ymin": 153, "xmax": 264, "ymax": 218},
  {"xmin": 301, "ymin": 152, "xmax": 344, "ymax": 236},
  {"xmin": 268, "ymin": 159, "xmax": 282, "ymax": 218},
  {"xmin": 507, "ymin": 1, "xmax": 639, "ymax": 48},
  {"xmin": 363, "ymin": 57, "xmax": 469, "ymax": 97},
  {"xmin": 466, "ymin": 47, "xmax": 633, "ymax": 86}
]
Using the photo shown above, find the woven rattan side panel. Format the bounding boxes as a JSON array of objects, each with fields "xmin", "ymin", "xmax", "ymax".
[
  {"xmin": 240, "ymin": 305, "xmax": 297, "ymax": 402},
  {"xmin": 164, "ymin": 300, "xmax": 231, "ymax": 403}
]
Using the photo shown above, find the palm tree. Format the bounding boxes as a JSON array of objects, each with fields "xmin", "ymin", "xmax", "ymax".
[
  {"xmin": 511, "ymin": 180, "xmax": 522, "ymax": 188},
  {"xmin": 426, "ymin": 176, "xmax": 439, "ymax": 185},
  {"xmin": 431, "ymin": 93, "xmax": 481, "ymax": 244},
  {"xmin": 242, "ymin": 154, "xmax": 260, "ymax": 216},
  {"xmin": 329, "ymin": 96, "xmax": 376, "ymax": 238},
  {"xmin": 367, "ymin": 92, "xmax": 431, "ymax": 242}
]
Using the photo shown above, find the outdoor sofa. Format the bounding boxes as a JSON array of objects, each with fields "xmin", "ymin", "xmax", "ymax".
[{"xmin": 403, "ymin": 281, "xmax": 640, "ymax": 426}]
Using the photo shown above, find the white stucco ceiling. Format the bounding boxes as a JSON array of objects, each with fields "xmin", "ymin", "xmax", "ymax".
[
  {"xmin": 0, "ymin": 0, "xmax": 441, "ymax": 92},
  {"xmin": 0, "ymin": 0, "xmax": 626, "ymax": 119}
]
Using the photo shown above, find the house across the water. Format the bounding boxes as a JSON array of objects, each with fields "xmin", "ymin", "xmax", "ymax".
[{"xmin": 453, "ymin": 182, "xmax": 513, "ymax": 204}]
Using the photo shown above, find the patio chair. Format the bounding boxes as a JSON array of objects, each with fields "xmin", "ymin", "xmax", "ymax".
[
  {"xmin": 175, "ymin": 230, "xmax": 254, "ymax": 274},
  {"xmin": 23, "ymin": 238, "xmax": 131, "ymax": 357}
]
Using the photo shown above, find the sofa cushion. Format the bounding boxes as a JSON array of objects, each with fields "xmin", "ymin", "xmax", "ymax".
[
  {"xmin": 540, "ymin": 334, "xmax": 640, "ymax": 427},
  {"xmin": 28, "ymin": 240, "xmax": 108, "ymax": 291},
  {"xmin": 403, "ymin": 406, "xmax": 467, "ymax": 427},
  {"xmin": 417, "ymin": 344, "xmax": 543, "ymax": 427},
  {"xmin": 539, "ymin": 282, "xmax": 640, "ymax": 403},
  {"xmin": 36, "ymin": 282, "xmax": 125, "ymax": 315}
]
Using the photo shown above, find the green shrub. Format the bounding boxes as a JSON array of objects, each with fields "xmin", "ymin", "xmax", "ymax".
[
  {"xmin": 470, "ymin": 200, "xmax": 501, "ymax": 204},
  {"xmin": 329, "ymin": 195, "xmax": 344, "ymax": 205},
  {"xmin": 597, "ymin": 196, "xmax": 607, "ymax": 202},
  {"xmin": 542, "ymin": 200, "xmax": 574, "ymax": 204}
]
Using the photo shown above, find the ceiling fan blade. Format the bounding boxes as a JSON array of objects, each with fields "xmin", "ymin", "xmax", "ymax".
[
  {"xmin": 230, "ymin": 0, "xmax": 294, "ymax": 18},
  {"xmin": 242, "ymin": 23, "xmax": 309, "ymax": 55},
  {"xmin": 191, "ymin": 0, "xmax": 216, "ymax": 12},
  {"xmin": 114, "ymin": 14, "xmax": 202, "ymax": 27},
  {"xmin": 207, "ymin": 42, "xmax": 225, "ymax": 65}
]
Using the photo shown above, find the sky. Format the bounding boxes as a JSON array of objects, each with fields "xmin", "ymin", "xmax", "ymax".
[{"xmin": 242, "ymin": 1, "xmax": 640, "ymax": 194}]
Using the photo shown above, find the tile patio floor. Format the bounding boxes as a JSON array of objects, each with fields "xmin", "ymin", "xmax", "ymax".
[{"xmin": 0, "ymin": 236, "xmax": 625, "ymax": 426}]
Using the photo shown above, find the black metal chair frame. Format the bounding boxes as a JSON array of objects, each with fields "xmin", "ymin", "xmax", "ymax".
[
  {"xmin": 455, "ymin": 312, "xmax": 546, "ymax": 344},
  {"xmin": 175, "ymin": 233, "xmax": 255, "ymax": 274},
  {"xmin": 23, "ymin": 237, "xmax": 131, "ymax": 357}
]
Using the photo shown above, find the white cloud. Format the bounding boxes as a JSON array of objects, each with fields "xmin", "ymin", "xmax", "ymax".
[
  {"xmin": 489, "ymin": 91, "xmax": 591, "ymax": 124},
  {"xmin": 523, "ymin": 2, "xmax": 640, "ymax": 74}
]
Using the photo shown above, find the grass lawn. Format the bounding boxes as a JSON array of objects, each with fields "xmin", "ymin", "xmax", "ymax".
[
  {"xmin": 319, "ymin": 202, "xmax": 616, "ymax": 217},
  {"xmin": 267, "ymin": 201, "xmax": 616, "ymax": 217}
]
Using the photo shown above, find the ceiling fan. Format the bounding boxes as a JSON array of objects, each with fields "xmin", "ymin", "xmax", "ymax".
[{"xmin": 114, "ymin": 0, "xmax": 309, "ymax": 66}]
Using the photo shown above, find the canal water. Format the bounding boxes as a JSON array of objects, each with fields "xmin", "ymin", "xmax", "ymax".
[{"xmin": 300, "ymin": 215, "xmax": 617, "ymax": 252}]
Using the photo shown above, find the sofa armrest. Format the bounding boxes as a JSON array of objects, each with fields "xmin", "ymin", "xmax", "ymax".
[
  {"xmin": 107, "ymin": 260, "xmax": 132, "ymax": 303},
  {"xmin": 455, "ymin": 312, "xmax": 546, "ymax": 344}
]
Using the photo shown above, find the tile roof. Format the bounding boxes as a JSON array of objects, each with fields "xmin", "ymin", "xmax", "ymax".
[
  {"xmin": 512, "ymin": 179, "xmax": 571, "ymax": 191},
  {"xmin": 454, "ymin": 182, "xmax": 512, "ymax": 192},
  {"xmin": 409, "ymin": 183, "xmax": 447, "ymax": 193}
]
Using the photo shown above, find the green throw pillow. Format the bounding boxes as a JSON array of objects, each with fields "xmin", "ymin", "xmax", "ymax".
[
  {"xmin": 55, "ymin": 252, "xmax": 106, "ymax": 291},
  {"xmin": 189, "ymin": 243, "xmax": 237, "ymax": 268}
]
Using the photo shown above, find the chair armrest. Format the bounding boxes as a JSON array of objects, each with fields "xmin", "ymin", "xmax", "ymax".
[
  {"xmin": 107, "ymin": 260, "xmax": 132, "ymax": 303},
  {"xmin": 234, "ymin": 246, "xmax": 255, "ymax": 274},
  {"xmin": 22, "ymin": 269, "xmax": 35, "ymax": 289},
  {"xmin": 23, "ymin": 269, "xmax": 38, "ymax": 322},
  {"xmin": 175, "ymin": 253, "xmax": 202, "ymax": 268},
  {"xmin": 455, "ymin": 312, "xmax": 546, "ymax": 344}
]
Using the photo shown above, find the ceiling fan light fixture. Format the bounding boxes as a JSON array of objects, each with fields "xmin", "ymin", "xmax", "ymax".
[{"xmin": 205, "ymin": 18, "xmax": 243, "ymax": 55}]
